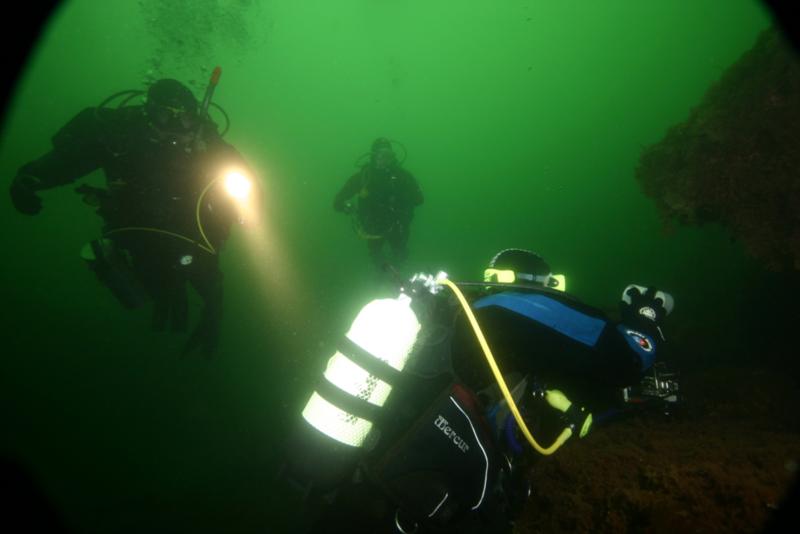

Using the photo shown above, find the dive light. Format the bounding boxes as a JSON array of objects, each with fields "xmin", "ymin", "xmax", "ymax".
[{"xmin": 223, "ymin": 170, "xmax": 252, "ymax": 201}]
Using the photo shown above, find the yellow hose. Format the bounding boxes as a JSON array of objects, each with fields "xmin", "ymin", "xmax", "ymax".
[
  {"xmin": 103, "ymin": 226, "xmax": 215, "ymax": 254},
  {"xmin": 195, "ymin": 178, "xmax": 219, "ymax": 253},
  {"xmin": 103, "ymin": 178, "xmax": 220, "ymax": 255},
  {"xmin": 438, "ymin": 278, "xmax": 573, "ymax": 456}
]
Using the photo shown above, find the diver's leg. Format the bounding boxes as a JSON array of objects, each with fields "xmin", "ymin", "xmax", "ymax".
[
  {"xmin": 184, "ymin": 257, "xmax": 224, "ymax": 357},
  {"xmin": 147, "ymin": 271, "xmax": 178, "ymax": 332},
  {"xmin": 151, "ymin": 295, "xmax": 169, "ymax": 331},
  {"xmin": 139, "ymin": 257, "xmax": 188, "ymax": 333},
  {"xmin": 168, "ymin": 280, "xmax": 189, "ymax": 332},
  {"xmin": 367, "ymin": 238, "xmax": 387, "ymax": 269},
  {"xmin": 83, "ymin": 238, "xmax": 148, "ymax": 310},
  {"xmin": 388, "ymin": 224, "xmax": 410, "ymax": 266},
  {"xmin": 126, "ymin": 250, "xmax": 173, "ymax": 331},
  {"xmin": 109, "ymin": 234, "xmax": 181, "ymax": 332}
]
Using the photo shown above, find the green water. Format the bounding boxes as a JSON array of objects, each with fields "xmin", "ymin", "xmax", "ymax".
[{"xmin": 0, "ymin": 1, "xmax": 774, "ymax": 532}]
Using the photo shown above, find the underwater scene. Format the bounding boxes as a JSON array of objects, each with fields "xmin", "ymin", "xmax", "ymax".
[{"xmin": 1, "ymin": 1, "xmax": 798, "ymax": 533}]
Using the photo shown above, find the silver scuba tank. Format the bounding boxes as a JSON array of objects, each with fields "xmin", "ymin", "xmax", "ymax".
[{"xmin": 286, "ymin": 293, "xmax": 421, "ymax": 490}]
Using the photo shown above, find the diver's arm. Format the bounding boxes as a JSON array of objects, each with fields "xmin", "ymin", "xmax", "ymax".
[
  {"xmin": 10, "ymin": 108, "xmax": 104, "ymax": 214},
  {"xmin": 333, "ymin": 170, "xmax": 364, "ymax": 212},
  {"xmin": 19, "ymin": 108, "xmax": 104, "ymax": 188},
  {"xmin": 596, "ymin": 284, "xmax": 674, "ymax": 387}
]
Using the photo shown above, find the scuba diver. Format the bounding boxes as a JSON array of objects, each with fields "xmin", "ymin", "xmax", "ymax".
[
  {"xmin": 333, "ymin": 137, "xmax": 423, "ymax": 270},
  {"xmin": 280, "ymin": 248, "xmax": 678, "ymax": 533},
  {"xmin": 8, "ymin": 71, "xmax": 254, "ymax": 357}
]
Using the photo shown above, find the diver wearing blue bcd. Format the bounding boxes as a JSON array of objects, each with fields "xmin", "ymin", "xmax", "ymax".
[{"xmin": 282, "ymin": 248, "xmax": 676, "ymax": 534}]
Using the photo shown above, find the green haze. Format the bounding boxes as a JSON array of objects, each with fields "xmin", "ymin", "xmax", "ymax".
[{"xmin": 0, "ymin": 1, "xmax": 772, "ymax": 532}]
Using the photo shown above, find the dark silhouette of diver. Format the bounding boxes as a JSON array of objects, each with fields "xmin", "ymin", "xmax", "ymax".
[
  {"xmin": 333, "ymin": 137, "xmax": 423, "ymax": 270},
  {"xmin": 8, "ymin": 74, "xmax": 254, "ymax": 357}
]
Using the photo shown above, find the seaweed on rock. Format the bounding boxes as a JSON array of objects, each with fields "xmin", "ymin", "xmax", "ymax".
[{"xmin": 636, "ymin": 28, "xmax": 800, "ymax": 270}]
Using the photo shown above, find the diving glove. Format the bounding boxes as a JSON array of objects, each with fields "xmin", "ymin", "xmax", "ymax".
[
  {"xmin": 620, "ymin": 285, "xmax": 674, "ymax": 340},
  {"xmin": 10, "ymin": 174, "xmax": 43, "ymax": 215}
]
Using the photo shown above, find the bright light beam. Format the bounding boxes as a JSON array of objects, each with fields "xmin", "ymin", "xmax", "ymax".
[{"xmin": 224, "ymin": 170, "xmax": 252, "ymax": 201}]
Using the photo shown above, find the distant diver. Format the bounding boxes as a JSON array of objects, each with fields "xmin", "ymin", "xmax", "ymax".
[{"xmin": 333, "ymin": 137, "xmax": 423, "ymax": 270}]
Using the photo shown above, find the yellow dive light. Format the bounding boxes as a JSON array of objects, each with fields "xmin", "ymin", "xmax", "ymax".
[{"xmin": 223, "ymin": 170, "xmax": 252, "ymax": 201}]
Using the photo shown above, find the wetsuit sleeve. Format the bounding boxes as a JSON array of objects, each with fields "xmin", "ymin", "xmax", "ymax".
[
  {"xmin": 16, "ymin": 108, "xmax": 105, "ymax": 189},
  {"xmin": 464, "ymin": 293, "xmax": 654, "ymax": 396},
  {"xmin": 593, "ymin": 322, "xmax": 657, "ymax": 387},
  {"xmin": 333, "ymin": 170, "xmax": 364, "ymax": 212}
]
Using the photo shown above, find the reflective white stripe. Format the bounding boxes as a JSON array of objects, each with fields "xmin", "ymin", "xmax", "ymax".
[
  {"xmin": 394, "ymin": 510, "xmax": 418, "ymax": 534},
  {"xmin": 428, "ymin": 492, "xmax": 449, "ymax": 518},
  {"xmin": 301, "ymin": 296, "xmax": 420, "ymax": 450},
  {"xmin": 449, "ymin": 397, "xmax": 489, "ymax": 510},
  {"xmin": 323, "ymin": 352, "xmax": 393, "ymax": 407},
  {"xmin": 302, "ymin": 392, "xmax": 373, "ymax": 447}
]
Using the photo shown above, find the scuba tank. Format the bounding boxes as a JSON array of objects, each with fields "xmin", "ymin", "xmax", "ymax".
[{"xmin": 285, "ymin": 293, "xmax": 422, "ymax": 491}]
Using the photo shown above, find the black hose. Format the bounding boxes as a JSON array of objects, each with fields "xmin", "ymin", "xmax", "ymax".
[
  {"xmin": 209, "ymin": 102, "xmax": 230, "ymax": 136},
  {"xmin": 96, "ymin": 89, "xmax": 143, "ymax": 110}
]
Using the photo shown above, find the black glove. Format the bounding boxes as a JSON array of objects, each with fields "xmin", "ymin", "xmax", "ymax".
[
  {"xmin": 9, "ymin": 175, "xmax": 43, "ymax": 215},
  {"xmin": 620, "ymin": 285, "xmax": 673, "ymax": 340}
]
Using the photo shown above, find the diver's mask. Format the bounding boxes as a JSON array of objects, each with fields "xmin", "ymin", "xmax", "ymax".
[
  {"xmin": 372, "ymin": 147, "xmax": 397, "ymax": 171},
  {"xmin": 484, "ymin": 268, "xmax": 566, "ymax": 292},
  {"xmin": 146, "ymin": 104, "xmax": 199, "ymax": 149}
]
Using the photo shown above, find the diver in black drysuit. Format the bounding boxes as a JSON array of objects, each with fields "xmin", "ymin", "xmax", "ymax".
[
  {"xmin": 333, "ymin": 137, "xmax": 423, "ymax": 269},
  {"xmin": 282, "ymin": 248, "xmax": 677, "ymax": 533},
  {"xmin": 8, "ymin": 78, "xmax": 251, "ymax": 357}
]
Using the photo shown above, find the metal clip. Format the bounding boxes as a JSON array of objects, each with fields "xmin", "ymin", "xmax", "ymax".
[{"xmin": 409, "ymin": 271, "xmax": 449, "ymax": 295}]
